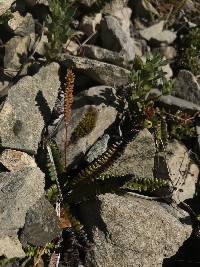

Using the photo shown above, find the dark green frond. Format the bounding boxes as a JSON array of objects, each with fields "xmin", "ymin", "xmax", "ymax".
[
  {"xmin": 67, "ymin": 174, "xmax": 133, "ymax": 203},
  {"xmin": 125, "ymin": 176, "xmax": 168, "ymax": 192}
]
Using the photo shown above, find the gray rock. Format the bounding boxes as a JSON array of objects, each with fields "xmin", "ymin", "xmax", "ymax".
[
  {"xmin": 8, "ymin": 12, "xmax": 35, "ymax": 36},
  {"xmin": 104, "ymin": 129, "xmax": 156, "ymax": 178},
  {"xmin": 85, "ymin": 134, "xmax": 110, "ymax": 163},
  {"xmin": 0, "ymin": 79, "xmax": 10, "ymax": 95},
  {"xmin": 0, "ymin": 235, "xmax": 25, "ymax": 258},
  {"xmin": 140, "ymin": 21, "xmax": 176, "ymax": 44},
  {"xmin": 82, "ymin": 45, "xmax": 129, "ymax": 68},
  {"xmin": 20, "ymin": 196, "xmax": 60, "ymax": 246},
  {"xmin": 0, "ymin": 167, "xmax": 45, "ymax": 232},
  {"xmin": 0, "ymin": 167, "xmax": 45, "ymax": 258},
  {"xmin": 34, "ymin": 34, "xmax": 48, "ymax": 56},
  {"xmin": 0, "ymin": 62, "xmax": 60, "ymax": 154},
  {"xmin": 0, "ymin": 149, "xmax": 37, "ymax": 171},
  {"xmin": 148, "ymin": 89, "xmax": 200, "ymax": 113},
  {"xmin": 100, "ymin": 15, "xmax": 135, "ymax": 61},
  {"xmin": 4, "ymin": 36, "xmax": 31, "ymax": 78},
  {"xmin": 80, "ymin": 193, "xmax": 192, "ymax": 267},
  {"xmin": 159, "ymin": 46, "xmax": 177, "ymax": 60},
  {"xmin": 101, "ymin": 0, "xmax": 129, "ymax": 15},
  {"xmin": 55, "ymin": 86, "xmax": 118, "ymax": 168},
  {"xmin": 155, "ymin": 140, "xmax": 199, "ymax": 203},
  {"xmin": 107, "ymin": 7, "xmax": 132, "ymax": 33},
  {"xmin": 173, "ymin": 70, "xmax": 200, "ymax": 105},
  {"xmin": 65, "ymin": 40, "xmax": 80, "ymax": 56},
  {"xmin": 59, "ymin": 54, "xmax": 130, "ymax": 86},
  {"xmin": 0, "ymin": 0, "xmax": 15, "ymax": 16},
  {"xmin": 79, "ymin": 13, "xmax": 102, "ymax": 37},
  {"xmin": 162, "ymin": 63, "xmax": 173, "ymax": 80}
]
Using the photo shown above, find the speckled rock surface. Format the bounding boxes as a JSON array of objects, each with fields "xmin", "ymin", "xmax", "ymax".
[
  {"xmin": 79, "ymin": 193, "xmax": 192, "ymax": 267},
  {"xmin": 0, "ymin": 167, "xmax": 45, "ymax": 258},
  {"xmin": 20, "ymin": 196, "xmax": 60, "ymax": 246},
  {"xmin": 104, "ymin": 128, "xmax": 156, "ymax": 178},
  {"xmin": 156, "ymin": 140, "xmax": 199, "ymax": 204},
  {"xmin": 0, "ymin": 0, "xmax": 15, "ymax": 16},
  {"xmin": 0, "ymin": 62, "xmax": 60, "ymax": 154},
  {"xmin": 59, "ymin": 54, "xmax": 130, "ymax": 86},
  {"xmin": 173, "ymin": 70, "xmax": 200, "ymax": 105},
  {"xmin": 0, "ymin": 149, "xmax": 37, "ymax": 171}
]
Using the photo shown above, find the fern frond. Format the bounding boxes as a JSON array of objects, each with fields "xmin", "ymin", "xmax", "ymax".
[
  {"xmin": 64, "ymin": 68, "xmax": 75, "ymax": 169},
  {"xmin": 47, "ymin": 184, "xmax": 59, "ymax": 203},
  {"xmin": 67, "ymin": 174, "xmax": 133, "ymax": 203},
  {"xmin": 48, "ymin": 140, "xmax": 64, "ymax": 175},
  {"xmin": 64, "ymin": 68, "xmax": 74, "ymax": 125},
  {"xmin": 70, "ymin": 140, "xmax": 123, "ymax": 188},
  {"xmin": 125, "ymin": 176, "xmax": 168, "ymax": 192},
  {"xmin": 155, "ymin": 115, "xmax": 168, "ymax": 148},
  {"xmin": 46, "ymin": 142, "xmax": 63, "ymax": 203},
  {"xmin": 70, "ymin": 107, "xmax": 97, "ymax": 143},
  {"xmin": 46, "ymin": 144, "xmax": 58, "ymax": 182}
]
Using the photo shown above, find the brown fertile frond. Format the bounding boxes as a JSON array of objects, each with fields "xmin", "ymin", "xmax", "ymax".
[
  {"xmin": 64, "ymin": 67, "xmax": 75, "ymax": 169},
  {"xmin": 64, "ymin": 68, "xmax": 75, "ymax": 125}
]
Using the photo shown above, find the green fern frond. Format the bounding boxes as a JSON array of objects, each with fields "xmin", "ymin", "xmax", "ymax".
[
  {"xmin": 67, "ymin": 174, "xmax": 133, "ymax": 203},
  {"xmin": 155, "ymin": 117, "xmax": 168, "ymax": 149},
  {"xmin": 69, "ymin": 140, "xmax": 123, "ymax": 188},
  {"xmin": 70, "ymin": 107, "xmax": 97, "ymax": 143},
  {"xmin": 46, "ymin": 143, "xmax": 58, "ymax": 182},
  {"xmin": 125, "ymin": 176, "xmax": 168, "ymax": 192},
  {"xmin": 46, "ymin": 184, "xmax": 59, "ymax": 203},
  {"xmin": 48, "ymin": 140, "xmax": 64, "ymax": 175}
]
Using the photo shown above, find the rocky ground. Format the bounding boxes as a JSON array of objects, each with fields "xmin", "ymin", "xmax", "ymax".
[{"xmin": 1, "ymin": 0, "xmax": 200, "ymax": 266}]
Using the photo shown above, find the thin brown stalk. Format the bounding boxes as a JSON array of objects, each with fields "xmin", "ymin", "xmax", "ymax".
[{"xmin": 64, "ymin": 68, "xmax": 75, "ymax": 169}]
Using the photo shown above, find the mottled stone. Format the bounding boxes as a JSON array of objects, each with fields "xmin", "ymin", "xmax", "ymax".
[
  {"xmin": 0, "ymin": 236, "xmax": 25, "ymax": 258},
  {"xmin": 173, "ymin": 70, "xmax": 200, "ymax": 105},
  {"xmin": 4, "ymin": 36, "xmax": 31, "ymax": 78},
  {"xmin": 59, "ymin": 54, "xmax": 130, "ymax": 86},
  {"xmin": 82, "ymin": 45, "xmax": 129, "ymax": 68},
  {"xmin": 8, "ymin": 12, "xmax": 35, "ymax": 36},
  {"xmin": 20, "ymin": 196, "xmax": 60, "ymax": 246},
  {"xmin": 80, "ymin": 193, "xmax": 192, "ymax": 267},
  {"xmin": 100, "ymin": 15, "xmax": 135, "ymax": 61},
  {"xmin": 104, "ymin": 129, "xmax": 156, "ymax": 178},
  {"xmin": 85, "ymin": 134, "xmax": 110, "ymax": 163},
  {"xmin": 0, "ymin": 0, "xmax": 15, "ymax": 16},
  {"xmin": 140, "ymin": 21, "xmax": 176, "ymax": 44},
  {"xmin": 148, "ymin": 89, "xmax": 200, "ymax": 113},
  {"xmin": 0, "ymin": 149, "xmax": 37, "ymax": 171},
  {"xmin": 79, "ymin": 13, "xmax": 102, "ymax": 37},
  {"xmin": 0, "ymin": 63, "xmax": 60, "ymax": 154},
  {"xmin": 157, "ymin": 140, "xmax": 199, "ymax": 203},
  {"xmin": 0, "ymin": 167, "xmax": 45, "ymax": 232},
  {"xmin": 0, "ymin": 167, "xmax": 45, "ymax": 258}
]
